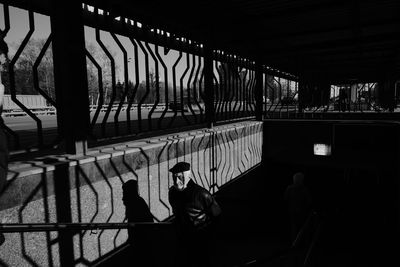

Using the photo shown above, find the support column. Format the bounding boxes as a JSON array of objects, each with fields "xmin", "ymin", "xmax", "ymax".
[
  {"xmin": 51, "ymin": 1, "xmax": 90, "ymax": 154},
  {"xmin": 204, "ymin": 45, "xmax": 215, "ymax": 128},
  {"xmin": 377, "ymin": 78, "xmax": 396, "ymax": 112},
  {"xmin": 255, "ymin": 61, "xmax": 263, "ymax": 121},
  {"xmin": 298, "ymin": 77, "xmax": 308, "ymax": 113}
]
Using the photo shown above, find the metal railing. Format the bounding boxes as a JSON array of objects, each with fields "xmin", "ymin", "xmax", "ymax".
[
  {"xmin": 0, "ymin": 4, "xmax": 58, "ymax": 152},
  {"xmin": 263, "ymin": 78, "xmax": 400, "ymax": 119},
  {"xmin": 213, "ymin": 54, "xmax": 257, "ymax": 123},
  {"xmin": 263, "ymin": 74, "xmax": 299, "ymax": 119},
  {"xmin": 0, "ymin": 2, "xmax": 264, "ymax": 156},
  {"xmin": 0, "ymin": 222, "xmax": 171, "ymax": 233}
]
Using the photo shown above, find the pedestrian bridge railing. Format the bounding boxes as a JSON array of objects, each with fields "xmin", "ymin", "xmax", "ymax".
[{"xmin": 0, "ymin": 222, "xmax": 172, "ymax": 233}]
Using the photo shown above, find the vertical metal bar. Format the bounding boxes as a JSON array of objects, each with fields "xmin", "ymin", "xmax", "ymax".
[
  {"xmin": 239, "ymin": 59, "xmax": 245, "ymax": 118},
  {"xmin": 293, "ymin": 81, "xmax": 299, "ymax": 115},
  {"xmin": 368, "ymin": 83, "xmax": 372, "ymax": 110},
  {"xmin": 186, "ymin": 52, "xmax": 197, "ymax": 123},
  {"xmin": 179, "ymin": 52, "xmax": 191, "ymax": 125},
  {"xmin": 255, "ymin": 61, "xmax": 263, "ymax": 121},
  {"xmin": 198, "ymin": 55, "xmax": 206, "ymax": 122},
  {"xmin": 204, "ymin": 45, "xmax": 214, "ymax": 128},
  {"xmin": 249, "ymin": 65, "xmax": 256, "ymax": 116},
  {"xmin": 287, "ymin": 79, "xmax": 290, "ymax": 116},
  {"xmin": 110, "ymin": 33, "xmax": 129, "ymax": 133},
  {"xmin": 2, "ymin": 4, "xmax": 10, "ymax": 34},
  {"xmin": 231, "ymin": 57, "xmax": 237, "ymax": 119},
  {"xmin": 95, "ymin": 29, "xmax": 117, "ymax": 136},
  {"xmin": 242, "ymin": 61, "xmax": 247, "ymax": 117},
  {"xmin": 278, "ymin": 77, "xmax": 282, "ymax": 118},
  {"xmin": 0, "ymin": 4, "xmax": 19, "ymax": 149},
  {"xmin": 193, "ymin": 54, "xmax": 204, "ymax": 122},
  {"xmin": 243, "ymin": 60, "xmax": 248, "ymax": 115},
  {"xmin": 85, "ymin": 50, "xmax": 104, "ymax": 133},
  {"xmin": 221, "ymin": 57, "xmax": 228, "ymax": 121},
  {"xmin": 144, "ymin": 42, "xmax": 160, "ymax": 130},
  {"xmin": 154, "ymin": 45, "xmax": 169, "ymax": 128},
  {"xmin": 127, "ymin": 37, "xmax": 140, "ymax": 133},
  {"xmin": 51, "ymin": 1, "xmax": 90, "ymax": 154},
  {"xmin": 244, "ymin": 60, "xmax": 251, "ymax": 115},
  {"xmin": 168, "ymin": 50, "xmax": 183, "ymax": 127},
  {"xmin": 215, "ymin": 57, "xmax": 223, "ymax": 121},
  {"xmin": 136, "ymin": 40, "xmax": 151, "ymax": 131},
  {"xmin": 227, "ymin": 56, "xmax": 233, "ymax": 120},
  {"xmin": 263, "ymin": 72, "xmax": 267, "ymax": 118},
  {"xmin": 52, "ymin": 0, "xmax": 90, "ymax": 257},
  {"xmin": 231, "ymin": 56, "xmax": 238, "ymax": 119}
]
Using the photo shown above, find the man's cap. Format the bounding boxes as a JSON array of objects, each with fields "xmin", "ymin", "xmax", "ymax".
[{"xmin": 169, "ymin": 162, "xmax": 190, "ymax": 173}]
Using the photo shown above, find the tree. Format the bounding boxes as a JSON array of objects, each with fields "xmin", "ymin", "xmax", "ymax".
[
  {"xmin": 85, "ymin": 41, "xmax": 120, "ymax": 105},
  {"xmin": 6, "ymin": 38, "xmax": 55, "ymax": 103}
]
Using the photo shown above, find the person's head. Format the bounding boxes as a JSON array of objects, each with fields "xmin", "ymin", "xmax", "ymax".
[
  {"xmin": 169, "ymin": 162, "xmax": 191, "ymax": 191},
  {"xmin": 122, "ymin": 180, "xmax": 139, "ymax": 205},
  {"xmin": 293, "ymin": 172, "xmax": 304, "ymax": 185},
  {"xmin": 0, "ymin": 31, "xmax": 8, "ymax": 72}
]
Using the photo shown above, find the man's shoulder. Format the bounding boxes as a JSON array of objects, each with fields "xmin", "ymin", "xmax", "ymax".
[
  {"xmin": 192, "ymin": 183, "xmax": 212, "ymax": 200},
  {"xmin": 190, "ymin": 181, "xmax": 209, "ymax": 192}
]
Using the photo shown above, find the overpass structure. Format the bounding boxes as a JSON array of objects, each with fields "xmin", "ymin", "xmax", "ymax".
[{"xmin": 0, "ymin": 0, "xmax": 399, "ymax": 266}]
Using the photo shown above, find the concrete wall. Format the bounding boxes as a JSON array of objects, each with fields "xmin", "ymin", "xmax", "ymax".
[{"xmin": 0, "ymin": 120, "xmax": 263, "ymax": 267}]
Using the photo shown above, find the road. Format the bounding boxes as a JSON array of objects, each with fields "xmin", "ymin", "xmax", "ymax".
[
  {"xmin": 2, "ymin": 108, "xmax": 208, "ymax": 153},
  {"xmin": 3, "ymin": 108, "xmax": 200, "ymax": 131},
  {"xmin": 2, "ymin": 104, "xmax": 257, "ymax": 153}
]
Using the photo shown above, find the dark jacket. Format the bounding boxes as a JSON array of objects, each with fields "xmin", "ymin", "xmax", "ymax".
[
  {"xmin": 169, "ymin": 179, "xmax": 221, "ymax": 233},
  {"xmin": 284, "ymin": 183, "xmax": 312, "ymax": 216}
]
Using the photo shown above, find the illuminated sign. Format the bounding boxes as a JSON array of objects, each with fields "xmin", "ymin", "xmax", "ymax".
[{"xmin": 313, "ymin": 143, "xmax": 332, "ymax": 156}]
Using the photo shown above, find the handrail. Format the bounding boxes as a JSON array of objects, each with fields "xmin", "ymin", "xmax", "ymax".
[
  {"xmin": 292, "ymin": 210, "xmax": 316, "ymax": 248},
  {"xmin": 303, "ymin": 221, "xmax": 322, "ymax": 266},
  {"xmin": 0, "ymin": 222, "xmax": 172, "ymax": 233}
]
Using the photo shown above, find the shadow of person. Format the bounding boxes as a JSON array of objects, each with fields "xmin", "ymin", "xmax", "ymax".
[{"xmin": 122, "ymin": 180, "xmax": 154, "ymax": 265}]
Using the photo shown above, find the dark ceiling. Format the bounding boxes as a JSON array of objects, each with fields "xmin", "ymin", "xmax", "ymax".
[
  {"xmin": 9, "ymin": 0, "xmax": 400, "ymax": 84},
  {"xmin": 87, "ymin": 0, "xmax": 400, "ymax": 84}
]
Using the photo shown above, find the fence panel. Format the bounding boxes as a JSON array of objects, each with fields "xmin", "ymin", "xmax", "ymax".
[
  {"xmin": 0, "ymin": 3, "xmax": 58, "ymax": 154},
  {"xmin": 213, "ymin": 52, "xmax": 256, "ymax": 123},
  {"xmin": 82, "ymin": 6, "xmax": 206, "ymax": 145}
]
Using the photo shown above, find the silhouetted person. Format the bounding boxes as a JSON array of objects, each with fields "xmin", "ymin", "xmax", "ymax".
[
  {"xmin": 168, "ymin": 162, "xmax": 222, "ymax": 267},
  {"xmin": 338, "ymin": 89, "xmax": 348, "ymax": 112},
  {"xmin": 122, "ymin": 180, "xmax": 154, "ymax": 265},
  {"xmin": 284, "ymin": 172, "xmax": 312, "ymax": 242},
  {"xmin": 0, "ymin": 32, "xmax": 9, "ymax": 247}
]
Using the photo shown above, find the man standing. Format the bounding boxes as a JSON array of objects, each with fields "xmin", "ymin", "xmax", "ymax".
[
  {"xmin": 284, "ymin": 172, "xmax": 312, "ymax": 242},
  {"xmin": 168, "ymin": 161, "xmax": 221, "ymax": 267}
]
